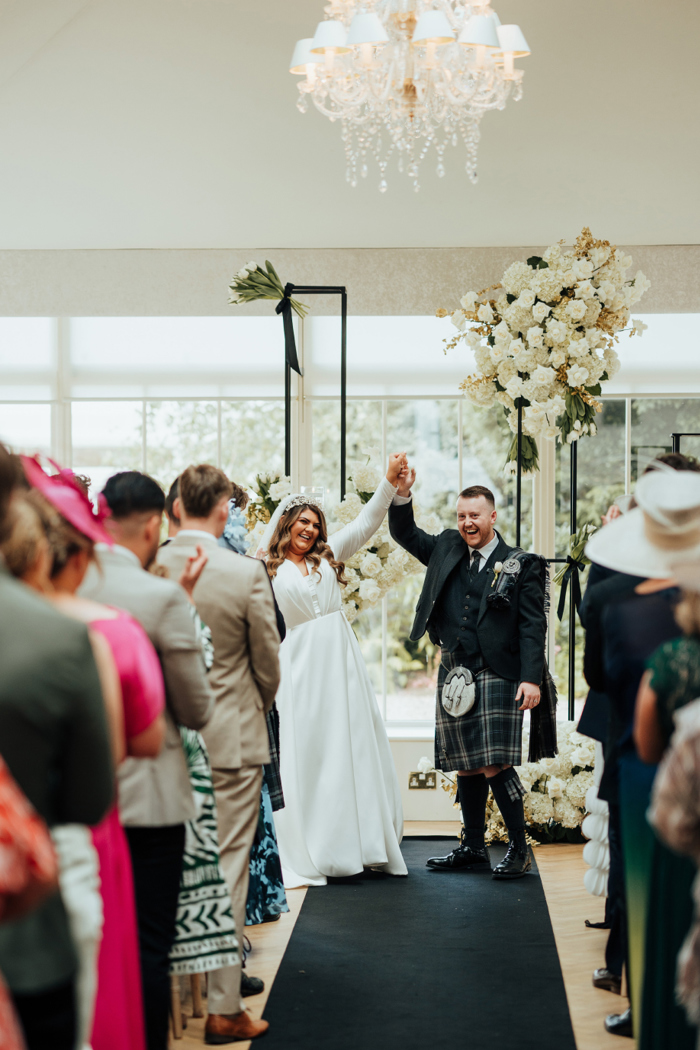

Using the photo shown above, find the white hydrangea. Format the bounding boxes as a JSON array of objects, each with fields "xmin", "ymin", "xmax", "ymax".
[
  {"xmin": 502, "ymin": 260, "xmax": 532, "ymax": 295},
  {"xmin": 352, "ymin": 465, "xmax": 381, "ymax": 493}
]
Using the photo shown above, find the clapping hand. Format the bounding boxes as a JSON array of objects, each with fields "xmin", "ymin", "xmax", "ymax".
[{"xmin": 179, "ymin": 544, "xmax": 208, "ymax": 601}]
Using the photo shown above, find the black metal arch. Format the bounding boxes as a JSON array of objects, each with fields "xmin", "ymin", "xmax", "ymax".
[{"xmin": 285, "ymin": 285, "xmax": 348, "ymax": 500}]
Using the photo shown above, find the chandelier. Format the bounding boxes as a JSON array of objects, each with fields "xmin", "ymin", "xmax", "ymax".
[{"xmin": 289, "ymin": 2, "xmax": 530, "ymax": 192}]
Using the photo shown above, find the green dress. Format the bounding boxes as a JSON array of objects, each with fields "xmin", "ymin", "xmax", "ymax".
[{"xmin": 641, "ymin": 637, "xmax": 700, "ymax": 1050}]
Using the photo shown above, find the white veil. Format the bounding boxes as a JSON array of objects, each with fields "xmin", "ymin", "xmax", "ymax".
[{"xmin": 254, "ymin": 493, "xmax": 324, "ymax": 559}]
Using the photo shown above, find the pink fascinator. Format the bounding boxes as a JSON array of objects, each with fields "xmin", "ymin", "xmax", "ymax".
[{"xmin": 20, "ymin": 455, "xmax": 114, "ymax": 546}]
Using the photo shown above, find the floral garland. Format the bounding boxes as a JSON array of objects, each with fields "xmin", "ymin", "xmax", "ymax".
[
  {"xmin": 441, "ymin": 227, "xmax": 650, "ymax": 474},
  {"xmin": 246, "ymin": 456, "xmax": 441, "ymax": 623},
  {"xmin": 425, "ymin": 721, "xmax": 595, "ymax": 845}
]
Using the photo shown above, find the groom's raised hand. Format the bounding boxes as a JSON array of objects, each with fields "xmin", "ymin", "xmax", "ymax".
[{"xmin": 396, "ymin": 465, "xmax": 416, "ymax": 499}]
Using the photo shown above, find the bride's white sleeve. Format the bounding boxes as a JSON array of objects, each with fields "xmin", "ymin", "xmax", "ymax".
[{"xmin": 329, "ymin": 477, "xmax": 398, "ymax": 562}]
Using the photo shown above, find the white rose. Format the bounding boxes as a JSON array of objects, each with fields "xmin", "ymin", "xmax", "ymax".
[
  {"xmin": 631, "ymin": 318, "xmax": 648, "ymax": 337},
  {"xmin": 550, "ymin": 348, "xmax": 566, "ymax": 368},
  {"xmin": 358, "ymin": 578, "xmax": 381, "ymax": 604},
  {"xmin": 532, "ymin": 364, "xmax": 555, "ymax": 386},
  {"xmin": 466, "ymin": 329, "xmax": 483, "ymax": 347},
  {"xmin": 477, "ymin": 303, "xmax": 494, "ymax": 323},
  {"xmin": 460, "ymin": 291, "xmax": 478, "ymax": 312},
  {"xmin": 565, "ymin": 299, "xmax": 587, "ymax": 322},
  {"xmin": 546, "ymin": 319, "xmax": 567, "ymax": 344},
  {"xmin": 490, "ymin": 345, "xmax": 506, "ymax": 364},
  {"xmin": 574, "ymin": 279, "xmax": 595, "ymax": 300},
  {"xmin": 344, "ymin": 599, "xmax": 359, "ymax": 623},
  {"xmin": 360, "ymin": 552, "xmax": 382, "ymax": 577},
  {"xmin": 505, "ymin": 376, "xmax": 524, "ymax": 399},
  {"xmin": 509, "ymin": 338, "xmax": 524, "ymax": 356},
  {"xmin": 493, "ymin": 320, "xmax": 511, "ymax": 343},
  {"xmin": 417, "ymin": 756, "xmax": 433, "ymax": 774},
  {"xmin": 532, "ymin": 302, "xmax": 551, "ymax": 323},
  {"xmin": 526, "ymin": 326, "xmax": 544, "ymax": 348},
  {"xmin": 518, "ymin": 288, "xmax": 536, "ymax": 308},
  {"xmin": 547, "ymin": 776, "xmax": 565, "ymax": 799},
  {"xmin": 451, "ymin": 310, "xmax": 466, "ymax": 331},
  {"xmin": 567, "ymin": 364, "xmax": 589, "ymax": 387}
]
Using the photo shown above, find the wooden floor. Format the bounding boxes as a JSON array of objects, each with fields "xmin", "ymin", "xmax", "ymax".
[{"xmin": 173, "ymin": 823, "xmax": 624, "ymax": 1050}]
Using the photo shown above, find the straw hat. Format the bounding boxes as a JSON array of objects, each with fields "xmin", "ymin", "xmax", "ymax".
[{"xmin": 585, "ymin": 467, "xmax": 700, "ymax": 579}]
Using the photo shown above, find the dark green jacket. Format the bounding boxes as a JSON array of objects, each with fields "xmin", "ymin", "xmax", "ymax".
[{"xmin": 0, "ymin": 570, "xmax": 114, "ymax": 993}]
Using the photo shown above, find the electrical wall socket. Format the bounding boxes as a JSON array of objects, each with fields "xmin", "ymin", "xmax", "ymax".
[{"xmin": 409, "ymin": 771, "xmax": 437, "ymax": 790}]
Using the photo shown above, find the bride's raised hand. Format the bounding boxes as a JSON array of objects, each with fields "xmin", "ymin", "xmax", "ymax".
[{"xmin": 386, "ymin": 452, "xmax": 408, "ymax": 485}]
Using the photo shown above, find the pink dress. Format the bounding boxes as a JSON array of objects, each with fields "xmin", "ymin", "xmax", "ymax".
[{"xmin": 89, "ymin": 612, "xmax": 165, "ymax": 1050}]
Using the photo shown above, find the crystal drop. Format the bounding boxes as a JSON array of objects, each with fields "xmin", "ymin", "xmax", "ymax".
[
  {"xmin": 379, "ymin": 179, "xmax": 388, "ymax": 193},
  {"xmin": 361, "ymin": 164, "xmax": 368, "ymax": 178},
  {"xmin": 437, "ymin": 164, "xmax": 445, "ymax": 178},
  {"xmin": 351, "ymin": 179, "xmax": 358, "ymax": 188},
  {"xmin": 413, "ymin": 180, "xmax": 420, "ymax": 193}
]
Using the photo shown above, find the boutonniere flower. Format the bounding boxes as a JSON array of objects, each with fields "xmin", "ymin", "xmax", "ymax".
[{"xmin": 491, "ymin": 561, "xmax": 504, "ymax": 588}]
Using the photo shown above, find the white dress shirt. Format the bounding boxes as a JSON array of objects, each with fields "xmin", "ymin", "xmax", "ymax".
[{"xmin": 470, "ymin": 533, "xmax": 499, "ymax": 570}]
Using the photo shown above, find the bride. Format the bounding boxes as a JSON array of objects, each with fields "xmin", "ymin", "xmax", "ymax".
[{"xmin": 256, "ymin": 454, "xmax": 409, "ymax": 887}]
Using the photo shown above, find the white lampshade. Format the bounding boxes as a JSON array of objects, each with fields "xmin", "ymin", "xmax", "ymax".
[
  {"xmin": 347, "ymin": 12, "xmax": 389, "ymax": 46},
  {"xmin": 458, "ymin": 14, "xmax": 499, "ymax": 48},
  {"xmin": 289, "ymin": 38, "xmax": 322, "ymax": 73},
  {"xmin": 412, "ymin": 10, "xmax": 455, "ymax": 44},
  {"xmin": 496, "ymin": 24, "xmax": 531, "ymax": 56},
  {"xmin": 490, "ymin": 11, "xmax": 501, "ymax": 28},
  {"xmin": 310, "ymin": 19, "xmax": 350, "ymax": 54}
]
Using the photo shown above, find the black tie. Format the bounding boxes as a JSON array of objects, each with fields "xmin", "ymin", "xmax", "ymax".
[{"xmin": 470, "ymin": 550, "xmax": 481, "ymax": 575}]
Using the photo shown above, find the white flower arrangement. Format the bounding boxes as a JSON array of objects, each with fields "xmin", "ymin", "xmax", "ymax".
[
  {"xmin": 441, "ymin": 227, "xmax": 650, "ymax": 474},
  {"xmin": 433, "ymin": 720, "xmax": 595, "ymax": 844}
]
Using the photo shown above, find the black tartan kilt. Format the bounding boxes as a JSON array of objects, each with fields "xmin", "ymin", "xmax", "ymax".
[{"xmin": 435, "ymin": 660, "xmax": 523, "ymax": 773}]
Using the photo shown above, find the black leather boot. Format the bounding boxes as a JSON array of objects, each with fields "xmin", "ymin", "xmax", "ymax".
[
  {"xmin": 491, "ymin": 831, "xmax": 531, "ymax": 880},
  {"xmin": 426, "ymin": 838, "xmax": 490, "ymax": 871}
]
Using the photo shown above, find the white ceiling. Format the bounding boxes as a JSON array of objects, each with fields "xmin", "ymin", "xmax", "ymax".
[{"xmin": 0, "ymin": 0, "xmax": 697, "ymax": 249}]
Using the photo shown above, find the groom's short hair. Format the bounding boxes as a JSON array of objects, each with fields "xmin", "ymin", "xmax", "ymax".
[
  {"xmin": 179, "ymin": 464, "xmax": 233, "ymax": 519},
  {"xmin": 459, "ymin": 485, "xmax": 496, "ymax": 507}
]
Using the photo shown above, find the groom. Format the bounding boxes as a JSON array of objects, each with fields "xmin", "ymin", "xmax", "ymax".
[{"xmin": 389, "ymin": 475, "xmax": 548, "ymax": 879}]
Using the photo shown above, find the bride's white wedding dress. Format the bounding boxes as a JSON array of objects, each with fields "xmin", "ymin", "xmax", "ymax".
[{"xmin": 270, "ymin": 478, "xmax": 407, "ymax": 887}]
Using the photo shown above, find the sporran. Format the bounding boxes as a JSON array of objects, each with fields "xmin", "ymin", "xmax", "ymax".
[{"xmin": 441, "ymin": 663, "xmax": 476, "ymax": 718}]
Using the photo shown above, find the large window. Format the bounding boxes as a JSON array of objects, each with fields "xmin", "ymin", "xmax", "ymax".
[{"xmin": 2, "ymin": 313, "xmax": 699, "ymax": 729}]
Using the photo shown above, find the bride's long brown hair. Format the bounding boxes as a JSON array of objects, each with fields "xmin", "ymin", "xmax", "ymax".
[{"xmin": 266, "ymin": 503, "xmax": 347, "ymax": 585}]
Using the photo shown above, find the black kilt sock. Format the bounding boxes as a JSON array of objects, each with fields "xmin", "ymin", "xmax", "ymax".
[
  {"xmin": 457, "ymin": 773, "xmax": 489, "ymax": 848},
  {"xmin": 488, "ymin": 768, "xmax": 527, "ymax": 850}
]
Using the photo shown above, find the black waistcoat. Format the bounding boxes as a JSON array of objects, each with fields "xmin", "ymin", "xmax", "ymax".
[{"xmin": 433, "ymin": 550, "xmax": 491, "ymax": 662}]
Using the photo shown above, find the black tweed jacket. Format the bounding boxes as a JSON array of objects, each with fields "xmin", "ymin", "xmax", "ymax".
[{"xmin": 389, "ymin": 501, "xmax": 547, "ymax": 686}]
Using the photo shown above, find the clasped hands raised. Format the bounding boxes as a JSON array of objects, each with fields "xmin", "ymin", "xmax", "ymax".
[{"xmin": 386, "ymin": 452, "xmax": 416, "ymax": 494}]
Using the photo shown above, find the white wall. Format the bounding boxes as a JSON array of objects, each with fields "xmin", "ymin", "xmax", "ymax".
[{"xmin": 389, "ymin": 739, "xmax": 460, "ymax": 822}]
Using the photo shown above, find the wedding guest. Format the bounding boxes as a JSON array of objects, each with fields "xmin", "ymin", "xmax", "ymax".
[
  {"xmin": 1, "ymin": 488, "xmax": 123, "ymax": 1050},
  {"xmin": 80, "ymin": 470, "xmax": 214, "ymax": 1050},
  {"xmin": 633, "ymin": 565, "xmax": 700, "ymax": 1050},
  {"xmin": 583, "ymin": 466, "xmax": 700, "ymax": 1039},
  {"xmin": 649, "ymin": 696, "xmax": 700, "ymax": 1035},
  {"xmin": 0, "ymin": 444, "xmax": 114, "ymax": 1050},
  {"xmin": 20, "ymin": 458, "xmax": 168, "ymax": 1050},
  {"xmin": 159, "ymin": 464, "xmax": 280, "ymax": 1044},
  {"xmin": 217, "ymin": 491, "xmax": 289, "ymax": 930},
  {"xmin": 164, "ymin": 478, "xmax": 180, "ymax": 538},
  {"xmin": 0, "ymin": 755, "xmax": 59, "ymax": 1050}
]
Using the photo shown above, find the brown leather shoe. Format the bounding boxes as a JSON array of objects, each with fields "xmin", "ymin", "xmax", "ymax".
[{"xmin": 205, "ymin": 1011, "xmax": 269, "ymax": 1044}]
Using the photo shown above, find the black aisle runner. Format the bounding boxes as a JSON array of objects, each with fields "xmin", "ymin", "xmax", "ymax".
[{"xmin": 262, "ymin": 839, "xmax": 576, "ymax": 1050}]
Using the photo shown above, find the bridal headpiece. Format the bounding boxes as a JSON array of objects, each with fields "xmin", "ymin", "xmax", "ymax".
[{"xmin": 254, "ymin": 491, "xmax": 325, "ymax": 559}]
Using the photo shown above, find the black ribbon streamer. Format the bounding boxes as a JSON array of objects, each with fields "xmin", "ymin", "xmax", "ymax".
[
  {"xmin": 557, "ymin": 556, "xmax": 586, "ymax": 621},
  {"xmin": 275, "ymin": 282, "xmax": 302, "ymax": 376}
]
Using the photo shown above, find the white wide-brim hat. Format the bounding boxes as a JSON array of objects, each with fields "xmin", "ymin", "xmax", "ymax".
[{"xmin": 585, "ymin": 468, "xmax": 700, "ymax": 579}]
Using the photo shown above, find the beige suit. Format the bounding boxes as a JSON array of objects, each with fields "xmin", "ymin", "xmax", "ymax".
[
  {"xmin": 158, "ymin": 532, "xmax": 281, "ymax": 1014},
  {"xmin": 80, "ymin": 544, "xmax": 214, "ymax": 826}
]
